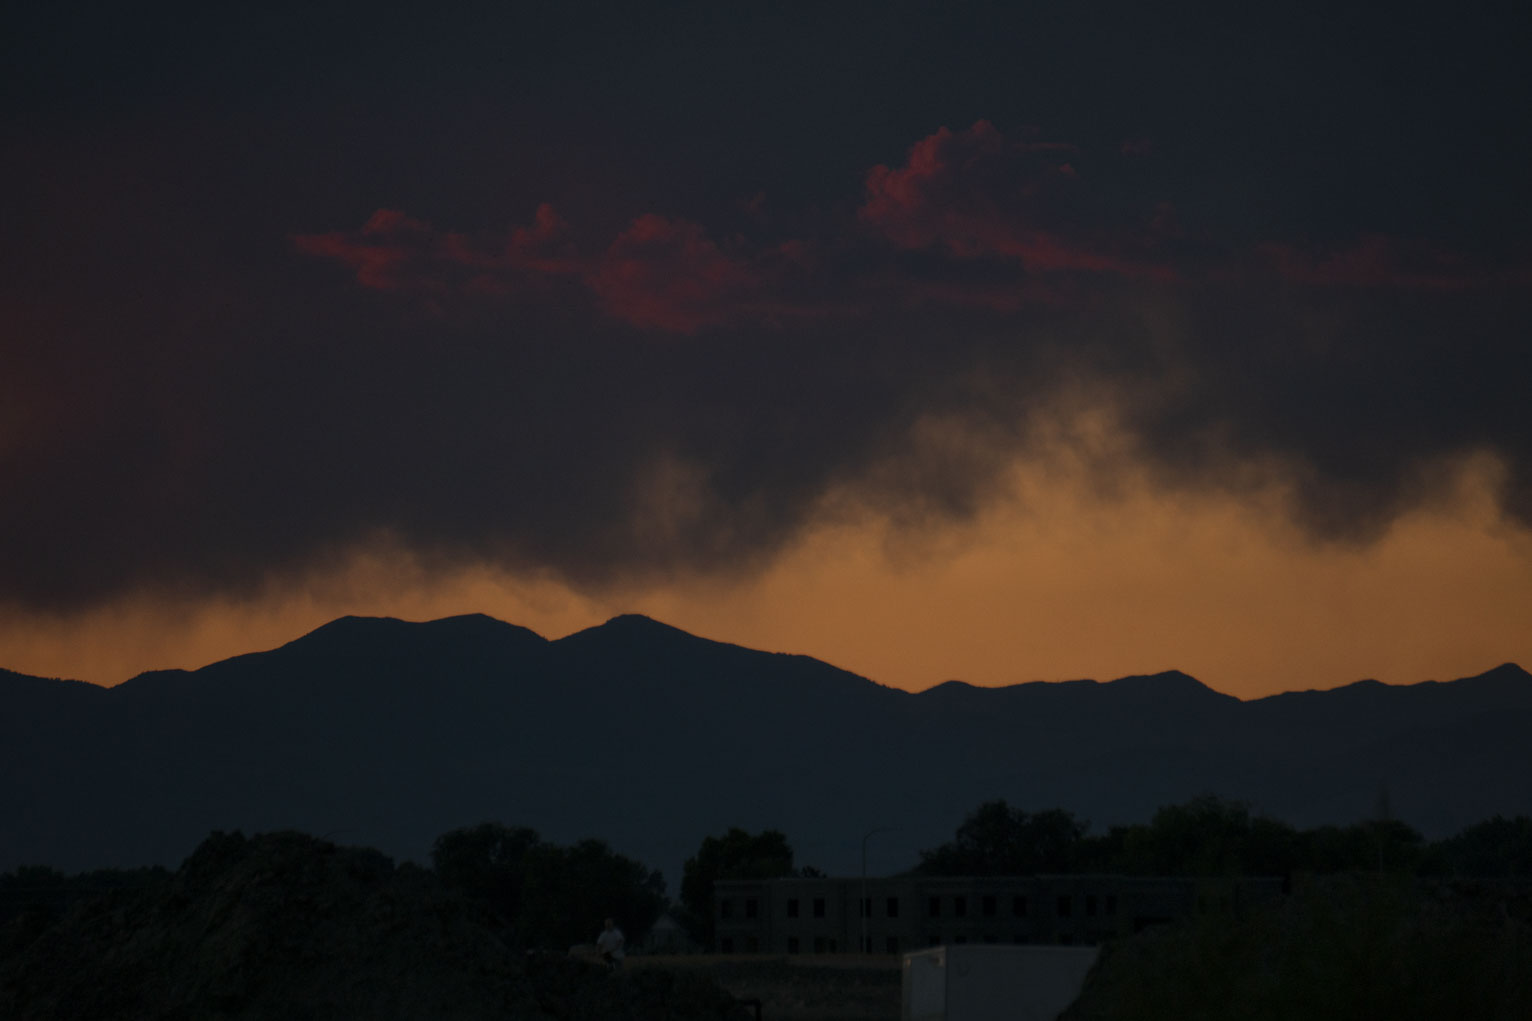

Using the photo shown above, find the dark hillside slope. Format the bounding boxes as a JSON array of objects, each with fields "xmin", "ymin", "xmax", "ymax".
[
  {"xmin": 2, "ymin": 618, "xmax": 1528, "ymax": 880},
  {"xmin": 0, "ymin": 830, "xmax": 744, "ymax": 1021}
]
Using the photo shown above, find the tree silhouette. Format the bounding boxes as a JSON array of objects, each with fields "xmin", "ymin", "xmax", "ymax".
[
  {"xmin": 1116, "ymin": 796, "xmax": 1300, "ymax": 876},
  {"xmin": 679, "ymin": 828, "xmax": 794, "ymax": 945},
  {"xmin": 431, "ymin": 822, "xmax": 542, "ymax": 933},
  {"xmin": 432, "ymin": 823, "xmax": 664, "ymax": 950},
  {"xmin": 917, "ymin": 801, "xmax": 1087, "ymax": 875},
  {"xmin": 518, "ymin": 838, "xmax": 665, "ymax": 950},
  {"xmin": 1434, "ymin": 815, "xmax": 1532, "ymax": 878}
]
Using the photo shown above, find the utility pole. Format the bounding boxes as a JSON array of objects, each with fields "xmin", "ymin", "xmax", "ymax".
[{"xmin": 861, "ymin": 827, "xmax": 894, "ymax": 954}]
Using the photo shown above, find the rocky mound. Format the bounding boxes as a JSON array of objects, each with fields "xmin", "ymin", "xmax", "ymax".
[{"xmin": 0, "ymin": 831, "xmax": 743, "ymax": 1021}]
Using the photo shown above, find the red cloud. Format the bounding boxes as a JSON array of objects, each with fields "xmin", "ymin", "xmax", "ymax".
[
  {"xmin": 295, "ymin": 205, "xmax": 585, "ymax": 298},
  {"xmin": 861, "ymin": 120, "xmax": 1023, "ymax": 253},
  {"xmin": 296, "ymin": 125, "xmax": 1524, "ymax": 330},
  {"xmin": 292, "ymin": 209, "xmax": 442, "ymax": 291},
  {"xmin": 299, "ymin": 121, "xmax": 1208, "ymax": 327},
  {"xmin": 860, "ymin": 121, "xmax": 1175, "ymax": 282},
  {"xmin": 507, "ymin": 203, "xmax": 581, "ymax": 276},
  {"xmin": 297, "ymin": 207, "xmax": 781, "ymax": 332},
  {"xmin": 589, "ymin": 214, "xmax": 761, "ymax": 333}
]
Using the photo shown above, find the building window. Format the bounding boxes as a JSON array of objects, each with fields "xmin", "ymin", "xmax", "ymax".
[
  {"xmin": 720, "ymin": 899, "xmax": 733, "ymax": 919},
  {"xmin": 982, "ymin": 895, "xmax": 996, "ymax": 917},
  {"xmin": 813, "ymin": 897, "xmax": 826, "ymax": 919},
  {"xmin": 886, "ymin": 896, "xmax": 900, "ymax": 918},
  {"xmin": 1106, "ymin": 895, "xmax": 1118, "ymax": 916},
  {"xmin": 954, "ymin": 896, "xmax": 967, "ymax": 918},
  {"xmin": 928, "ymin": 896, "xmax": 941, "ymax": 918},
  {"xmin": 813, "ymin": 936, "xmax": 826, "ymax": 954},
  {"xmin": 787, "ymin": 898, "xmax": 799, "ymax": 918},
  {"xmin": 929, "ymin": 934, "xmax": 941, "ymax": 947},
  {"xmin": 1085, "ymin": 895, "xmax": 1097, "ymax": 917},
  {"xmin": 1012, "ymin": 895, "xmax": 1028, "ymax": 917},
  {"xmin": 886, "ymin": 935, "xmax": 900, "ymax": 953},
  {"xmin": 721, "ymin": 937, "xmax": 734, "ymax": 954},
  {"xmin": 788, "ymin": 936, "xmax": 800, "ymax": 953},
  {"xmin": 1057, "ymin": 895, "xmax": 1072, "ymax": 918},
  {"xmin": 983, "ymin": 934, "xmax": 997, "ymax": 944},
  {"xmin": 955, "ymin": 935, "xmax": 968, "ymax": 945},
  {"xmin": 746, "ymin": 898, "xmax": 759, "ymax": 919},
  {"xmin": 861, "ymin": 896, "xmax": 871, "ymax": 918},
  {"xmin": 747, "ymin": 936, "xmax": 760, "ymax": 952},
  {"xmin": 1059, "ymin": 933, "xmax": 1074, "ymax": 946}
]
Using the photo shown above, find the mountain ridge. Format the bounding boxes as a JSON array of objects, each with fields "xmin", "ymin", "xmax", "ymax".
[
  {"xmin": 16, "ymin": 613, "xmax": 1524, "ymax": 699},
  {"xmin": 2, "ymin": 615, "xmax": 1528, "ymax": 881}
]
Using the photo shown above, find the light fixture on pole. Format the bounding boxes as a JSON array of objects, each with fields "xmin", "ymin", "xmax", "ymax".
[{"xmin": 860, "ymin": 826, "xmax": 895, "ymax": 954}]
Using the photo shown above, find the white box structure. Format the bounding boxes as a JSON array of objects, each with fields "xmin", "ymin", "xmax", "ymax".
[{"xmin": 902, "ymin": 944, "xmax": 1101, "ymax": 1021}]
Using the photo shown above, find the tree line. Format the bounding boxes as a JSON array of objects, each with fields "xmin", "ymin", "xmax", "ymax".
[
  {"xmin": 4, "ymin": 799, "xmax": 1530, "ymax": 953},
  {"xmin": 429, "ymin": 824, "xmax": 667, "ymax": 950},
  {"xmin": 913, "ymin": 797, "xmax": 1532, "ymax": 880}
]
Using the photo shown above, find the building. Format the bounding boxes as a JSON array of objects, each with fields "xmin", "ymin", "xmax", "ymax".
[
  {"xmin": 713, "ymin": 874, "xmax": 1283, "ymax": 955},
  {"xmin": 641, "ymin": 910, "xmax": 700, "ymax": 954}
]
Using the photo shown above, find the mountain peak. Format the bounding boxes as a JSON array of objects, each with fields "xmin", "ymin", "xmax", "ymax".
[
  {"xmin": 559, "ymin": 614, "xmax": 706, "ymax": 648},
  {"xmin": 1474, "ymin": 662, "xmax": 1529, "ymax": 683},
  {"xmin": 1107, "ymin": 668, "xmax": 1198, "ymax": 685},
  {"xmin": 284, "ymin": 614, "xmax": 412, "ymax": 648},
  {"xmin": 918, "ymin": 679, "xmax": 981, "ymax": 698},
  {"xmin": 275, "ymin": 613, "xmax": 548, "ymax": 660},
  {"xmin": 600, "ymin": 613, "xmax": 692, "ymax": 637},
  {"xmin": 914, "ymin": 671, "xmax": 1231, "ymax": 705},
  {"xmin": 1101, "ymin": 669, "xmax": 1235, "ymax": 702}
]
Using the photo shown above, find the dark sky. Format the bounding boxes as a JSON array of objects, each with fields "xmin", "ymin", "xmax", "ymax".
[{"xmin": 4, "ymin": 2, "xmax": 1530, "ymax": 693}]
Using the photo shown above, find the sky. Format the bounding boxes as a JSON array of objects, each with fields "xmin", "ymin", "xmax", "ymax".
[{"xmin": 4, "ymin": 2, "xmax": 1530, "ymax": 699}]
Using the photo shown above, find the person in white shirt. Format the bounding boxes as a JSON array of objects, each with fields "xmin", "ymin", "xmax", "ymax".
[{"xmin": 596, "ymin": 917, "xmax": 625, "ymax": 970}]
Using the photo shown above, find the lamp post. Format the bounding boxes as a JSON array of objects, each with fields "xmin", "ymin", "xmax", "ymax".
[{"xmin": 860, "ymin": 826, "xmax": 894, "ymax": 955}]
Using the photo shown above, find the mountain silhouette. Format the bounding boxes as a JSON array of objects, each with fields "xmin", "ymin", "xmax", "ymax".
[{"xmin": 3, "ymin": 617, "xmax": 1529, "ymax": 882}]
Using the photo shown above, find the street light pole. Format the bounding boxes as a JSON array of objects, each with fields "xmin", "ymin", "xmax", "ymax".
[{"xmin": 860, "ymin": 826, "xmax": 894, "ymax": 955}]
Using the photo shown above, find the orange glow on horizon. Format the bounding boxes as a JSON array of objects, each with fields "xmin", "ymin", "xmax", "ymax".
[{"xmin": 2, "ymin": 451, "xmax": 1528, "ymax": 701}]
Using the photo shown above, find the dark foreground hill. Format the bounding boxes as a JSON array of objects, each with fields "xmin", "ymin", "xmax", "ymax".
[
  {"xmin": 3, "ymin": 614, "xmax": 1530, "ymax": 879},
  {"xmin": 1062, "ymin": 874, "xmax": 1532, "ymax": 1020},
  {"xmin": 0, "ymin": 830, "xmax": 743, "ymax": 1021}
]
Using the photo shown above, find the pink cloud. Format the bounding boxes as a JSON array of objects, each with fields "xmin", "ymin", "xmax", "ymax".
[
  {"xmin": 296, "ymin": 122, "xmax": 1201, "ymax": 326},
  {"xmin": 291, "ymin": 209, "xmax": 442, "ymax": 291},
  {"xmin": 295, "ymin": 205, "xmax": 587, "ymax": 299},
  {"xmin": 304, "ymin": 124, "xmax": 1528, "ymax": 329},
  {"xmin": 295, "ymin": 124, "xmax": 1525, "ymax": 330},
  {"xmin": 860, "ymin": 121, "xmax": 1176, "ymax": 282},
  {"xmin": 588, "ymin": 214, "xmax": 762, "ymax": 333},
  {"xmin": 507, "ymin": 203, "xmax": 581, "ymax": 276},
  {"xmin": 296, "ymin": 206, "xmax": 792, "ymax": 332}
]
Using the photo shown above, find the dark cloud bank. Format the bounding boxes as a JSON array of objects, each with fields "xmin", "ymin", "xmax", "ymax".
[{"xmin": 3, "ymin": 4, "xmax": 1529, "ymax": 612}]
